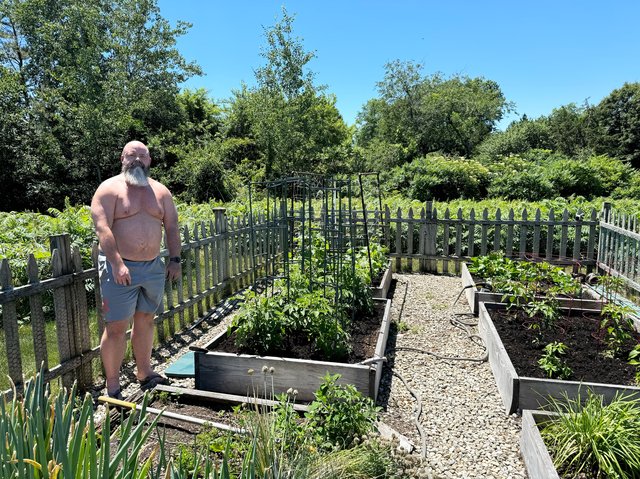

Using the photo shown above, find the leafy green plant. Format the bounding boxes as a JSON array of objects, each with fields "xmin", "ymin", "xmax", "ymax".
[
  {"xmin": 628, "ymin": 345, "xmax": 640, "ymax": 385},
  {"xmin": 537, "ymin": 342, "xmax": 572, "ymax": 379},
  {"xmin": 305, "ymin": 373, "xmax": 380, "ymax": 450},
  {"xmin": 524, "ymin": 297, "xmax": 560, "ymax": 331},
  {"xmin": 0, "ymin": 368, "xmax": 160, "ymax": 479},
  {"xmin": 598, "ymin": 274, "xmax": 626, "ymax": 302},
  {"xmin": 540, "ymin": 391, "xmax": 640, "ymax": 478},
  {"xmin": 600, "ymin": 303, "xmax": 635, "ymax": 357}
]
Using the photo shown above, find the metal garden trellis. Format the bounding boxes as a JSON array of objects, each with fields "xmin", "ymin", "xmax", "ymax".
[{"xmin": 246, "ymin": 174, "xmax": 382, "ymax": 306}]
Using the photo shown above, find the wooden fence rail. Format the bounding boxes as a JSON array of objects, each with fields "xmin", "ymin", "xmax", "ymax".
[{"xmin": 0, "ymin": 201, "xmax": 610, "ymax": 394}]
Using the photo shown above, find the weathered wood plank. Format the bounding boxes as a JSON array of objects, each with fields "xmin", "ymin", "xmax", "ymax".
[
  {"xmin": 506, "ymin": 209, "xmax": 514, "ymax": 258},
  {"xmin": 51, "ymin": 249, "xmax": 74, "ymax": 390},
  {"xmin": 195, "ymin": 352, "xmax": 373, "ymax": 403},
  {"xmin": 395, "ymin": 208, "xmax": 402, "ymax": 272},
  {"xmin": 520, "ymin": 411, "xmax": 560, "ymax": 479},
  {"xmin": 419, "ymin": 208, "xmax": 426, "ymax": 273},
  {"xmin": 480, "ymin": 208, "xmax": 489, "ymax": 256},
  {"xmin": 532, "ymin": 209, "xmax": 541, "ymax": 258},
  {"xmin": 520, "ymin": 209, "xmax": 528, "ymax": 259},
  {"xmin": 573, "ymin": 209, "xmax": 583, "ymax": 263},
  {"xmin": 494, "ymin": 208, "xmax": 502, "ymax": 252},
  {"xmin": 183, "ymin": 227, "xmax": 195, "ymax": 324},
  {"xmin": 1, "ymin": 259, "xmax": 23, "ymax": 389},
  {"xmin": 407, "ymin": 207, "xmax": 414, "ymax": 273},
  {"xmin": 442, "ymin": 208, "xmax": 450, "ymax": 274},
  {"xmin": 478, "ymin": 303, "xmax": 519, "ymax": 414},
  {"xmin": 455, "ymin": 208, "xmax": 463, "ymax": 274},
  {"xmin": 72, "ymin": 248, "xmax": 92, "ymax": 388},
  {"xmin": 193, "ymin": 226, "xmax": 204, "ymax": 318},
  {"xmin": 27, "ymin": 255, "xmax": 48, "ymax": 372},
  {"xmin": 428, "ymin": 206, "xmax": 438, "ymax": 272},
  {"xmin": 546, "ymin": 210, "xmax": 555, "ymax": 261},
  {"xmin": 154, "ymin": 384, "xmax": 310, "ymax": 412},
  {"xmin": 468, "ymin": 208, "xmax": 476, "ymax": 259},
  {"xmin": 202, "ymin": 222, "xmax": 211, "ymax": 313},
  {"xmin": 559, "ymin": 209, "xmax": 569, "ymax": 260}
]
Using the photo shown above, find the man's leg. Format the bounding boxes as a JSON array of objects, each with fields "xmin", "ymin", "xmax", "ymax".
[
  {"xmin": 131, "ymin": 311, "xmax": 156, "ymax": 381},
  {"xmin": 100, "ymin": 318, "xmax": 130, "ymax": 395}
]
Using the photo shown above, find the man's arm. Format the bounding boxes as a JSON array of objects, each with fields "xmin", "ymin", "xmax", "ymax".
[
  {"xmin": 91, "ymin": 184, "xmax": 131, "ymax": 285},
  {"xmin": 162, "ymin": 188, "xmax": 181, "ymax": 281}
]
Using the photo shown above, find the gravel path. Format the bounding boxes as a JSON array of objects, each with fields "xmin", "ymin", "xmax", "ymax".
[
  {"xmin": 93, "ymin": 272, "xmax": 528, "ymax": 478},
  {"xmin": 379, "ymin": 273, "xmax": 527, "ymax": 479}
]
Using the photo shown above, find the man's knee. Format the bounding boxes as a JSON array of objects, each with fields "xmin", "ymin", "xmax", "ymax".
[
  {"xmin": 133, "ymin": 311, "xmax": 155, "ymax": 326},
  {"xmin": 103, "ymin": 318, "xmax": 129, "ymax": 338}
]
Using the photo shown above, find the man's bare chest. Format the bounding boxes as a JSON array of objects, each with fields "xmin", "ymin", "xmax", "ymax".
[{"xmin": 114, "ymin": 188, "xmax": 164, "ymax": 220}]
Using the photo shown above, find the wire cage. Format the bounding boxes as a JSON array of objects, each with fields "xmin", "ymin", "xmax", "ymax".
[{"xmin": 247, "ymin": 173, "xmax": 383, "ymax": 305}]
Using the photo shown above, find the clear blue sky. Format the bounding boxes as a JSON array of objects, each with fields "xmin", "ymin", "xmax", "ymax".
[{"xmin": 157, "ymin": 0, "xmax": 640, "ymax": 130}]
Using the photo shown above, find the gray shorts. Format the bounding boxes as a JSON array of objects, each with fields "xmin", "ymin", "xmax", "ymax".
[{"xmin": 98, "ymin": 254, "xmax": 165, "ymax": 322}]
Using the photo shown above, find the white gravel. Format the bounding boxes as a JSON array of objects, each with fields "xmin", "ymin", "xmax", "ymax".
[
  {"xmin": 379, "ymin": 273, "xmax": 527, "ymax": 479},
  {"xmin": 93, "ymin": 272, "xmax": 528, "ymax": 478}
]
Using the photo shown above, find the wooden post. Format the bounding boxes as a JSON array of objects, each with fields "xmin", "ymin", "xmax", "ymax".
[
  {"xmin": 395, "ymin": 208, "xmax": 402, "ymax": 272},
  {"xmin": 494, "ymin": 208, "xmax": 502, "ymax": 252},
  {"xmin": 443, "ymin": 208, "xmax": 450, "ymax": 274},
  {"xmin": 72, "ymin": 247, "xmax": 92, "ymax": 389},
  {"xmin": 425, "ymin": 201, "xmax": 437, "ymax": 273},
  {"xmin": 480, "ymin": 209, "xmax": 489, "ymax": 256},
  {"xmin": 50, "ymin": 234, "xmax": 76, "ymax": 390},
  {"xmin": 407, "ymin": 207, "xmax": 414, "ymax": 273},
  {"xmin": 520, "ymin": 208, "xmax": 528, "ymax": 259},
  {"xmin": 27, "ymin": 254, "xmax": 49, "ymax": 373},
  {"xmin": 0, "ymin": 259, "xmax": 23, "ymax": 391},
  {"xmin": 213, "ymin": 208, "xmax": 230, "ymax": 296}
]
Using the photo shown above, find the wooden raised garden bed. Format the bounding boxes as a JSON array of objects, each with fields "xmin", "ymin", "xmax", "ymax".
[
  {"xmin": 479, "ymin": 302, "xmax": 640, "ymax": 414},
  {"xmin": 461, "ymin": 262, "xmax": 604, "ymax": 315},
  {"xmin": 371, "ymin": 260, "xmax": 392, "ymax": 299},
  {"xmin": 194, "ymin": 298, "xmax": 392, "ymax": 402},
  {"xmin": 520, "ymin": 410, "xmax": 560, "ymax": 479}
]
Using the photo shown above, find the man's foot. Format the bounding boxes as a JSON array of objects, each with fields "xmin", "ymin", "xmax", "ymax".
[
  {"xmin": 138, "ymin": 372, "xmax": 170, "ymax": 391},
  {"xmin": 107, "ymin": 388, "xmax": 124, "ymax": 401}
]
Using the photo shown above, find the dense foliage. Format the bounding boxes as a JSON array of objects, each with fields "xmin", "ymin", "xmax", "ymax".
[{"xmin": 2, "ymin": 1, "xmax": 640, "ymax": 214}]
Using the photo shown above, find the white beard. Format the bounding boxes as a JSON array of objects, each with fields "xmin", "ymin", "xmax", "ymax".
[{"xmin": 124, "ymin": 166, "xmax": 149, "ymax": 186}]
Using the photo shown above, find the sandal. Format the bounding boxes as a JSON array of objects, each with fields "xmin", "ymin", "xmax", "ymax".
[
  {"xmin": 138, "ymin": 373, "xmax": 170, "ymax": 391},
  {"xmin": 107, "ymin": 388, "xmax": 124, "ymax": 401}
]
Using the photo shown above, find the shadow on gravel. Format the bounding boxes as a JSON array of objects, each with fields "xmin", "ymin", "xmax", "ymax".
[{"xmin": 377, "ymin": 277, "xmax": 407, "ymax": 410}]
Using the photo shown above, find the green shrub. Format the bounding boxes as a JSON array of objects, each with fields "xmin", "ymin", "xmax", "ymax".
[
  {"xmin": 545, "ymin": 154, "xmax": 632, "ymax": 198},
  {"xmin": 305, "ymin": 373, "xmax": 380, "ymax": 449},
  {"xmin": 403, "ymin": 154, "xmax": 490, "ymax": 201},
  {"xmin": 488, "ymin": 166, "xmax": 555, "ymax": 201}
]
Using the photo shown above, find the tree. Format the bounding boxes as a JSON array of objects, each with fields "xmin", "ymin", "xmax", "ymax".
[
  {"xmin": 474, "ymin": 116, "xmax": 552, "ymax": 161},
  {"xmin": 591, "ymin": 83, "xmax": 640, "ymax": 167},
  {"xmin": 357, "ymin": 60, "xmax": 513, "ymax": 160},
  {"xmin": 227, "ymin": 8, "xmax": 351, "ymax": 180},
  {"xmin": 0, "ymin": 0, "xmax": 201, "ymax": 210},
  {"xmin": 546, "ymin": 103, "xmax": 591, "ymax": 156}
]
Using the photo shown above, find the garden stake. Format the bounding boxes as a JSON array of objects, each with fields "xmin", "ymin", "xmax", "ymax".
[{"xmin": 98, "ymin": 395, "xmax": 246, "ymax": 434}]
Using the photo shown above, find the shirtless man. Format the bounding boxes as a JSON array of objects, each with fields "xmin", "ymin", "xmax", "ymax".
[{"xmin": 91, "ymin": 140, "xmax": 181, "ymax": 399}]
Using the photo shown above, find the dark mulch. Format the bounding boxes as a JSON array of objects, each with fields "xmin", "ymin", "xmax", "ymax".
[
  {"xmin": 490, "ymin": 308, "xmax": 640, "ymax": 385},
  {"xmin": 211, "ymin": 301, "xmax": 386, "ymax": 363}
]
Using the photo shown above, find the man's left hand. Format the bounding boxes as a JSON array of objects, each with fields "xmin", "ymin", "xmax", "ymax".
[{"xmin": 166, "ymin": 261, "xmax": 181, "ymax": 281}]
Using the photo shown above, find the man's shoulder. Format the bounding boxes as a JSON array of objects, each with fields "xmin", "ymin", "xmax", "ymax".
[
  {"xmin": 94, "ymin": 175, "xmax": 125, "ymax": 196},
  {"xmin": 149, "ymin": 178, "xmax": 172, "ymax": 196}
]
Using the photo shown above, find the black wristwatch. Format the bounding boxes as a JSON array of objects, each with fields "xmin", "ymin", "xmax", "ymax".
[{"xmin": 169, "ymin": 256, "xmax": 181, "ymax": 264}]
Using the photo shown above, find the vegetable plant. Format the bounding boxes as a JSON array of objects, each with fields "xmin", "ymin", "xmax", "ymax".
[
  {"xmin": 600, "ymin": 303, "xmax": 635, "ymax": 357},
  {"xmin": 537, "ymin": 342, "xmax": 572, "ymax": 379},
  {"xmin": 305, "ymin": 373, "xmax": 381, "ymax": 450}
]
